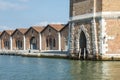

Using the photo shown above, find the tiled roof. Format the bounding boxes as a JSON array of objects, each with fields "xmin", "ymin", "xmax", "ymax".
[
  {"xmin": 17, "ymin": 28, "xmax": 28, "ymax": 34},
  {"xmin": 60, "ymin": 23, "xmax": 69, "ymax": 32},
  {"xmin": 31, "ymin": 26, "xmax": 45, "ymax": 32},
  {"xmin": 48, "ymin": 24, "xmax": 64, "ymax": 31},
  {"xmin": 5, "ymin": 30, "xmax": 14, "ymax": 35}
]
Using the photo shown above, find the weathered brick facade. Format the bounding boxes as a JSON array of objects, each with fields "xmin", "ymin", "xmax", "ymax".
[
  {"xmin": 60, "ymin": 24, "xmax": 69, "ymax": 51},
  {"xmin": 41, "ymin": 24, "xmax": 64, "ymax": 50},
  {"xmin": 106, "ymin": 19, "xmax": 120, "ymax": 54},
  {"xmin": 69, "ymin": 0, "xmax": 120, "ymax": 60},
  {"xmin": 0, "ymin": 24, "xmax": 68, "ymax": 51},
  {"xmin": 0, "ymin": 30, "xmax": 13, "ymax": 50},
  {"xmin": 25, "ymin": 26, "xmax": 44, "ymax": 50},
  {"xmin": 12, "ymin": 28, "xmax": 27, "ymax": 50},
  {"xmin": 70, "ymin": 0, "xmax": 120, "ymax": 17}
]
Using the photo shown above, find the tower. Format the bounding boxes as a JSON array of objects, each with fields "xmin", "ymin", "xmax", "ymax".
[{"xmin": 69, "ymin": 0, "xmax": 120, "ymax": 60}]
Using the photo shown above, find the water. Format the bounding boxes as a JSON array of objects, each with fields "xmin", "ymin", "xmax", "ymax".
[{"xmin": 0, "ymin": 56, "xmax": 120, "ymax": 80}]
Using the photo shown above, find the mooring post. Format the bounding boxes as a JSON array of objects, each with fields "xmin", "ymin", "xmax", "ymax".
[
  {"xmin": 79, "ymin": 48, "xmax": 81, "ymax": 59},
  {"xmin": 84, "ymin": 48, "xmax": 86, "ymax": 60}
]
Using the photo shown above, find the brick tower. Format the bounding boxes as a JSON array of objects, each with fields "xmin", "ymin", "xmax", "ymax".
[{"xmin": 69, "ymin": 0, "xmax": 120, "ymax": 60}]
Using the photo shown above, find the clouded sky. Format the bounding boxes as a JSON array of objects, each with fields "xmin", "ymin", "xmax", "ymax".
[{"xmin": 0, "ymin": 0, "xmax": 69, "ymax": 31}]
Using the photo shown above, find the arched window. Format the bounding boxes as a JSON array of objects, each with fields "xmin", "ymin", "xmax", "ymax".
[
  {"xmin": 46, "ymin": 38, "xmax": 48, "ymax": 47},
  {"xmin": 4, "ymin": 41, "xmax": 9, "ymax": 49},
  {"xmin": 16, "ymin": 40, "xmax": 22, "ymax": 49},
  {"xmin": 30, "ymin": 37, "xmax": 37, "ymax": 49},
  {"xmin": 53, "ymin": 38, "xmax": 56, "ymax": 47},
  {"xmin": 46, "ymin": 35, "xmax": 56, "ymax": 50}
]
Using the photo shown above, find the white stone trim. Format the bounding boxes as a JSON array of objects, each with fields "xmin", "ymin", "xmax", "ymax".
[
  {"xmin": 69, "ymin": 22, "xmax": 75, "ymax": 53},
  {"xmin": 23, "ymin": 36, "xmax": 26, "ymax": 50},
  {"xmin": 70, "ymin": 12, "xmax": 120, "ymax": 21},
  {"xmin": 77, "ymin": 25, "xmax": 90, "ymax": 54},
  {"xmin": 102, "ymin": 54, "xmax": 120, "ymax": 58},
  {"xmin": 107, "ymin": 36, "xmax": 115, "ymax": 40},
  {"xmin": 91, "ymin": 19, "xmax": 98, "ymax": 55},
  {"xmin": 99, "ymin": 19, "xmax": 108, "ymax": 55},
  {"xmin": 58, "ymin": 32, "xmax": 61, "ymax": 51},
  {"xmin": 39, "ymin": 33, "xmax": 42, "ymax": 50},
  {"xmin": 10, "ymin": 37, "xmax": 13, "ymax": 50},
  {"xmin": 103, "ymin": 54, "xmax": 120, "ymax": 56},
  {"xmin": 68, "ymin": 23, "xmax": 71, "ymax": 51}
]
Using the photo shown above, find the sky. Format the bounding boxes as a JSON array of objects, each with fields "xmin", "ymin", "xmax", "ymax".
[{"xmin": 0, "ymin": 0, "xmax": 69, "ymax": 31}]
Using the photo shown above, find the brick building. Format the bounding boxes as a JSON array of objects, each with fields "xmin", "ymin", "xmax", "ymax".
[
  {"xmin": 60, "ymin": 24, "xmax": 69, "ymax": 51},
  {"xmin": 0, "ymin": 30, "xmax": 14, "ymax": 50},
  {"xmin": 41, "ymin": 24, "xmax": 64, "ymax": 51},
  {"xmin": 12, "ymin": 28, "xmax": 27, "ymax": 50},
  {"xmin": 25, "ymin": 26, "xmax": 44, "ymax": 50},
  {"xmin": 0, "ymin": 24, "xmax": 69, "ymax": 52},
  {"xmin": 69, "ymin": 0, "xmax": 120, "ymax": 59}
]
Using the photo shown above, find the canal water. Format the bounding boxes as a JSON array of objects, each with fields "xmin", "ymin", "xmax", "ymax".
[{"xmin": 0, "ymin": 56, "xmax": 120, "ymax": 80}]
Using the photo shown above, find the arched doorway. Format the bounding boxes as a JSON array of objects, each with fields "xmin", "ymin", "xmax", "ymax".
[
  {"xmin": 80, "ymin": 31, "xmax": 87, "ymax": 59},
  {"xmin": 30, "ymin": 37, "xmax": 37, "ymax": 50}
]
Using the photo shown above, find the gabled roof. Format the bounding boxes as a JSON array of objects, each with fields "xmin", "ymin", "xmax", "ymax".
[
  {"xmin": 18, "ymin": 28, "xmax": 28, "ymax": 34},
  {"xmin": 48, "ymin": 24, "xmax": 64, "ymax": 31},
  {"xmin": 12, "ymin": 28, "xmax": 28, "ymax": 36},
  {"xmin": 31, "ymin": 26, "xmax": 45, "ymax": 32},
  {"xmin": 25, "ymin": 26, "xmax": 45, "ymax": 34},
  {"xmin": 60, "ymin": 23, "xmax": 69, "ymax": 32},
  {"xmin": 41, "ymin": 24, "xmax": 65, "ymax": 32},
  {"xmin": 4, "ymin": 30, "xmax": 14, "ymax": 36},
  {"xmin": 0, "ymin": 30, "xmax": 14, "ymax": 38}
]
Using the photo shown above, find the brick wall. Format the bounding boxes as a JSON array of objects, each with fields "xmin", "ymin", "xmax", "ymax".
[
  {"xmin": 1, "ymin": 32, "xmax": 11, "ymax": 49},
  {"xmin": 102, "ymin": 0, "xmax": 120, "ymax": 11},
  {"xmin": 60, "ymin": 26, "xmax": 69, "ymax": 50},
  {"xmin": 106, "ymin": 19, "xmax": 120, "ymax": 54},
  {"xmin": 41, "ymin": 26, "xmax": 59, "ymax": 50},
  {"xmin": 12, "ymin": 30, "xmax": 24, "ymax": 50},
  {"xmin": 70, "ymin": 0, "xmax": 120, "ymax": 17},
  {"xmin": 70, "ymin": 0, "xmax": 94, "ymax": 17},
  {"xmin": 25, "ymin": 28, "xmax": 39, "ymax": 50}
]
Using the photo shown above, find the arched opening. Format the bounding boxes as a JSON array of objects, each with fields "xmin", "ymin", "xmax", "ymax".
[
  {"xmin": 79, "ymin": 31, "xmax": 87, "ymax": 59},
  {"xmin": 46, "ymin": 35, "xmax": 56, "ymax": 50},
  {"xmin": 16, "ymin": 40, "xmax": 22, "ymax": 49},
  {"xmin": 30, "ymin": 37, "xmax": 37, "ymax": 50},
  {"xmin": 4, "ymin": 40, "xmax": 9, "ymax": 49}
]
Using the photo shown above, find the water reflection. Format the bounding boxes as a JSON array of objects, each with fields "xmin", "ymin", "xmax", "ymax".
[
  {"xmin": 69, "ymin": 61, "xmax": 120, "ymax": 80},
  {"xmin": 102, "ymin": 62, "xmax": 120, "ymax": 80},
  {"xmin": 0, "ymin": 56, "xmax": 120, "ymax": 80}
]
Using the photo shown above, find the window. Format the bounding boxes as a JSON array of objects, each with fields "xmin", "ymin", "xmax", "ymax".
[
  {"xmin": 32, "ymin": 30, "xmax": 34, "ymax": 34},
  {"xmin": 49, "ymin": 28, "xmax": 51, "ymax": 32},
  {"xmin": 46, "ymin": 38, "xmax": 48, "ymax": 47},
  {"xmin": 4, "ymin": 41, "xmax": 9, "ymax": 49},
  {"xmin": 16, "ymin": 40, "xmax": 22, "ymax": 49},
  {"xmin": 53, "ymin": 38, "xmax": 56, "ymax": 47}
]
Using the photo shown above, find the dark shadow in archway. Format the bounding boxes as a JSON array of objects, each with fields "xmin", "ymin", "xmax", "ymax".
[
  {"xmin": 30, "ymin": 37, "xmax": 37, "ymax": 50},
  {"xmin": 80, "ymin": 31, "xmax": 88, "ymax": 60}
]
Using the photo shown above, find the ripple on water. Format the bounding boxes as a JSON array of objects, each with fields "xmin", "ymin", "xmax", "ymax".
[{"xmin": 0, "ymin": 56, "xmax": 120, "ymax": 80}]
